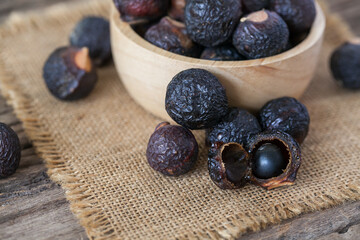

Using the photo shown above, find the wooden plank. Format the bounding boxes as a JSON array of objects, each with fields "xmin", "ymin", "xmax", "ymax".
[{"xmin": 0, "ymin": 0, "xmax": 359, "ymax": 239}]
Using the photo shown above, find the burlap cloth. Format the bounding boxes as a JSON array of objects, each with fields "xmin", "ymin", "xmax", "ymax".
[{"xmin": 0, "ymin": 0, "xmax": 359, "ymax": 239}]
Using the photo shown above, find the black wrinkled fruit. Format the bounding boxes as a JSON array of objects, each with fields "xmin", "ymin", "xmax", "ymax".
[
  {"xmin": 69, "ymin": 16, "xmax": 111, "ymax": 66},
  {"xmin": 146, "ymin": 122, "xmax": 198, "ymax": 176},
  {"xmin": 168, "ymin": 0, "xmax": 186, "ymax": 22},
  {"xmin": 165, "ymin": 68, "xmax": 229, "ymax": 130},
  {"xmin": 233, "ymin": 10, "xmax": 289, "ymax": 59},
  {"xmin": 206, "ymin": 108, "xmax": 261, "ymax": 146},
  {"xmin": 43, "ymin": 47, "xmax": 98, "ymax": 101},
  {"xmin": 208, "ymin": 142, "xmax": 250, "ymax": 189},
  {"xmin": 184, "ymin": 0, "xmax": 242, "ymax": 47},
  {"xmin": 200, "ymin": 45, "xmax": 246, "ymax": 61},
  {"xmin": 144, "ymin": 17, "xmax": 202, "ymax": 57},
  {"xmin": 242, "ymin": 0, "xmax": 269, "ymax": 13},
  {"xmin": 0, "ymin": 123, "xmax": 21, "ymax": 178},
  {"xmin": 113, "ymin": 0, "xmax": 169, "ymax": 22},
  {"xmin": 259, "ymin": 97, "xmax": 310, "ymax": 144},
  {"xmin": 330, "ymin": 41, "xmax": 360, "ymax": 90},
  {"xmin": 253, "ymin": 143, "xmax": 287, "ymax": 179},
  {"xmin": 247, "ymin": 130, "xmax": 301, "ymax": 190},
  {"xmin": 269, "ymin": 0, "xmax": 316, "ymax": 34}
]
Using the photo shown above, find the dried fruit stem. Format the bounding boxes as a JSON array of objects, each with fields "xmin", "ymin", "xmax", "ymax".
[{"xmin": 75, "ymin": 47, "xmax": 92, "ymax": 72}]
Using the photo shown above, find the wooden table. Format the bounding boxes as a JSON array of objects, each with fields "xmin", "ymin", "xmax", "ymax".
[{"xmin": 0, "ymin": 1, "xmax": 359, "ymax": 239}]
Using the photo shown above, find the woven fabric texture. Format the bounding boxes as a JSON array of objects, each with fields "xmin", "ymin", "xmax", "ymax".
[{"xmin": 0, "ymin": 0, "xmax": 359, "ymax": 239}]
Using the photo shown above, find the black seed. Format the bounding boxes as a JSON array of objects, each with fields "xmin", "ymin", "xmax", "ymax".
[
  {"xmin": 330, "ymin": 42, "xmax": 360, "ymax": 90},
  {"xmin": 69, "ymin": 16, "xmax": 111, "ymax": 66},
  {"xmin": 144, "ymin": 17, "xmax": 202, "ymax": 57},
  {"xmin": 253, "ymin": 143, "xmax": 287, "ymax": 179},
  {"xmin": 165, "ymin": 68, "xmax": 229, "ymax": 130},
  {"xmin": 185, "ymin": 0, "xmax": 243, "ymax": 47},
  {"xmin": 259, "ymin": 97, "xmax": 310, "ymax": 144},
  {"xmin": 233, "ymin": 10, "xmax": 289, "ymax": 59}
]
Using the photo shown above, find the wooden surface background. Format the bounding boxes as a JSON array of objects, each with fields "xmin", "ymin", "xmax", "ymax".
[{"xmin": 0, "ymin": 0, "xmax": 359, "ymax": 239}]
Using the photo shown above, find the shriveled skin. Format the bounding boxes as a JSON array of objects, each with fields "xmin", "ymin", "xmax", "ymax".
[
  {"xmin": 146, "ymin": 124, "xmax": 198, "ymax": 176},
  {"xmin": 144, "ymin": 17, "xmax": 202, "ymax": 57},
  {"xmin": 165, "ymin": 68, "xmax": 229, "ymax": 130},
  {"xmin": 259, "ymin": 97, "xmax": 310, "ymax": 144},
  {"xmin": 269, "ymin": 0, "xmax": 316, "ymax": 33},
  {"xmin": 233, "ymin": 10, "xmax": 289, "ymax": 59},
  {"xmin": 330, "ymin": 42, "xmax": 360, "ymax": 90},
  {"xmin": 200, "ymin": 45, "xmax": 246, "ymax": 61},
  {"xmin": 242, "ymin": 0, "xmax": 269, "ymax": 13},
  {"xmin": 113, "ymin": 0, "xmax": 169, "ymax": 22},
  {"xmin": 206, "ymin": 108, "xmax": 261, "ymax": 146},
  {"xmin": 185, "ymin": 0, "xmax": 243, "ymax": 47},
  {"xmin": 43, "ymin": 47, "xmax": 98, "ymax": 101},
  {"xmin": 247, "ymin": 130, "xmax": 302, "ymax": 190},
  {"xmin": 70, "ymin": 17, "xmax": 111, "ymax": 66},
  {"xmin": 0, "ymin": 123, "xmax": 21, "ymax": 178}
]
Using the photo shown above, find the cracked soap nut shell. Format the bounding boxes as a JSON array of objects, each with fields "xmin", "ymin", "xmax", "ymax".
[
  {"xmin": 70, "ymin": 16, "xmax": 111, "ymax": 66},
  {"xmin": 200, "ymin": 45, "xmax": 246, "ymax": 61},
  {"xmin": 144, "ymin": 16, "xmax": 202, "ymax": 57},
  {"xmin": 206, "ymin": 108, "xmax": 261, "ymax": 147},
  {"xmin": 259, "ymin": 97, "xmax": 310, "ymax": 144},
  {"xmin": 247, "ymin": 130, "xmax": 302, "ymax": 190},
  {"xmin": 208, "ymin": 142, "xmax": 250, "ymax": 189},
  {"xmin": 165, "ymin": 68, "xmax": 229, "ymax": 130},
  {"xmin": 0, "ymin": 123, "xmax": 21, "ymax": 178},
  {"xmin": 113, "ymin": 0, "xmax": 169, "ymax": 22},
  {"xmin": 330, "ymin": 41, "xmax": 360, "ymax": 90},
  {"xmin": 43, "ymin": 46, "xmax": 98, "ymax": 101},
  {"xmin": 146, "ymin": 122, "xmax": 198, "ymax": 176},
  {"xmin": 233, "ymin": 9, "xmax": 289, "ymax": 59},
  {"xmin": 184, "ymin": 0, "xmax": 242, "ymax": 47},
  {"xmin": 269, "ymin": 0, "xmax": 316, "ymax": 34}
]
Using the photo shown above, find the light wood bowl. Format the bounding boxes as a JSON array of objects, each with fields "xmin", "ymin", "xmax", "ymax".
[{"xmin": 110, "ymin": 3, "xmax": 325, "ymax": 121}]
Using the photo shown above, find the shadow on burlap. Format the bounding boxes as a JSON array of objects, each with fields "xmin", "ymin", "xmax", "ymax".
[{"xmin": 0, "ymin": 0, "xmax": 359, "ymax": 239}]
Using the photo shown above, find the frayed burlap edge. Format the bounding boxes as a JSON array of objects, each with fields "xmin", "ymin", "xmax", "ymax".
[{"xmin": 0, "ymin": 1, "xmax": 359, "ymax": 239}]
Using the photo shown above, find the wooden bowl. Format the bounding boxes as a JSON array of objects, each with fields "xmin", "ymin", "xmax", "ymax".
[{"xmin": 110, "ymin": 3, "xmax": 325, "ymax": 121}]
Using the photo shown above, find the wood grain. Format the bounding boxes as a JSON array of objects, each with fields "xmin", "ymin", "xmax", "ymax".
[{"xmin": 0, "ymin": 1, "xmax": 359, "ymax": 239}]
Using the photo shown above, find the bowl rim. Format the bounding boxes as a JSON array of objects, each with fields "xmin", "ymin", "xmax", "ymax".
[{"xmin": 111, "ymin": 2, "xmax": 325, "ymax": 68}]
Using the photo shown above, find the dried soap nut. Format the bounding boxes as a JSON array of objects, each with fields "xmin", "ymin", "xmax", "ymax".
[
  {"xmin": 269, "ymin": 0, "xmax": 316, "ymax": 34},
  {"xmin": 330, "ymin": 41, "xmax": 360, "ymax": 90},
  {"xmin": 247, "ymin": 130, "xmax": 302, "ymax": 190},
  {"xmin": 200, "ymin": 45, "xmax": 246, "ymax": 61},
  {"xmin": 70, "ymin": 16, "xmax": 111, "ymax": 66},
  {"xmin": 168, "ymin": 0, "xmax": 186, "ymax": 22},
  {"xmin": 208, "ymin": 142, "xmax": 250, "ymax": 189},
  {"xmin": 185, "ymin": 0, "xmax": 243, "ymax": 47},
  {"xmin": 206, "ymin": 108, "xmax": 261, "ymax": 146},
  {"xmin": 259, "ymin": 97, "xmax": 310, "ymax": 144},
  {"xmin": 113, "ymin": 0, "xmax": 169, "ymax": 22},
  {"xmin": 144, "ymin": 16, "xmax": 202, "ymax": 57},
  {"xmin": 0, "ymin": 123, "xmax": 21, "ymax": 178},
  {"xmin": 146, "ymin": 122, "xmax": 198, "ymax": 176},
  {"xmin": 43, "ymin": 46, "xmax": 98, "ymax": 101},
  {"xmin": 242, "ymin": 0, "xmax": 269, "ymax": 13},
  {"xmin": 233, "ymin": 10, "xmax": 289, "ymax": 59},
  {"xmin": 165, "ymin": 68, "xmax": 229, "ymax": 130}
]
